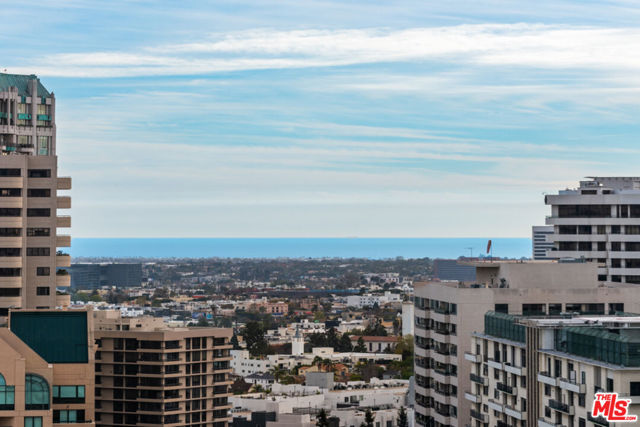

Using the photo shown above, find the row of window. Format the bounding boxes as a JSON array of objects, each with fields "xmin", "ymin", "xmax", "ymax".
[
  {"xmin": 0, "ymin": 208, "xmax": 50, "ymax": 217},
  {"xmin": 494, "ymin": 302, "xmax": 623, "ymax": 316},
  {"xmin": 0, "ymin": 228, "xmax": 50, "ymax": 237},
  {"xmin": 558, "ymin": 241, "xmax": 640, "ymax": 251},
  {"xmin": 0, "ymin": 188, "xmax": 51, "ymax": 197},
  {"xmin": 559, "ymin": 224, "xmax": 640, "ymax": 235},
  {"xmin": 0, "ymin": 169, "xmax": 51, "ymax": 178},
  {"xmin": 0, "ymin": 248, "xmax": 51, "ymax": 257}
]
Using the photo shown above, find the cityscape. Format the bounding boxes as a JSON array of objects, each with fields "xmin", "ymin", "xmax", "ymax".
[{"xmin": 2, "ymin": 2, "xmax": 640, "ymax": 427}]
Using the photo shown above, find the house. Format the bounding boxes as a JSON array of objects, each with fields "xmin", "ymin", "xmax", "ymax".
[{"xmin": 350, "ymin": 336, "xmax": 398, "ymax": 353}]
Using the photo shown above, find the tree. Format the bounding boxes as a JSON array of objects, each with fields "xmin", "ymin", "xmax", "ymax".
[
  {"xmin": 397, "ymin": 407, "xmax": 408, "ymax": 427},
  {"xmin": 196, "ymin": 316, "xmax": 209, "ymax": 327},
  {"xmin": 243, "ymin": 321, "xmax": 269, "ymax": 357},
  {"xmin": 360, "ymin": 409, "xmax": 374, "ymax": 427},
  {"xmin": 230, "ymin": 333, "xmax": 241, "ymax": 350},
  {"xmin": 269, "ymin": 365, "xmax": 286, "ymax": 382},
  {"xmin": 354, "ymin": 336, "xmax": 367, "ymax": 353},
  {"xmin": 337, "ymin": 333, "xmax": 353, "ymax": 352},
  {"xmin": 326, "ymin": 327, "xmax": 339, "ymax": 350},
  {"xmin": 316, "ymin": 408, "xmax": 329, "ymax": 427}
]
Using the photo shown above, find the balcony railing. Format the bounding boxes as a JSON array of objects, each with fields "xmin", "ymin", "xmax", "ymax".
[
  {"xmin": 497, "ymin": 382, "xmax": 514, "ymax": 395},
  {"xmin": 549, "ymin": 399, "xmax": 573, "ymax": 415},
  {"xmin": 470, "ymin": 373, "xmax": 485, "ymax": 385}
]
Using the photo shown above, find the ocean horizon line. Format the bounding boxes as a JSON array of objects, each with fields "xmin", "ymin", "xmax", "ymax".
[{"xmin": 68, "ymin": 237, "xmax": 532, "ymax": 259}]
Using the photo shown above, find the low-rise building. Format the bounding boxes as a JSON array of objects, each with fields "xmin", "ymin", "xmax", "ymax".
[{"xmin": 350, "ymin": 336, "xmax": 398, "ymax": 353}]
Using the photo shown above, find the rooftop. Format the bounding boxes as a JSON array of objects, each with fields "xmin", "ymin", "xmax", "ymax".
[{"xmin": 0, "ymin": 73, "xmax": 50, "ymax": 97}]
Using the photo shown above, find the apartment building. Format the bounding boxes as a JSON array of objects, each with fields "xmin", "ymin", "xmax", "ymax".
[
  {"xmin": 0, "ymin": 73, "xmax": 72, "ymax": 316},
  {"xmin": 532, "ymin": 226, "xmax": 554, "ymax": 260},
  {"xmin": 413, "ymin": 260, "xmax": 640, "ymax": 427},
  {"xmin": 544, "ymin": 176, "xmax": 640, "ymax": 283},
  {"xmin": 468, "ymin": 312, "xmax": 640, "ymax": 427},
  {"xmin": 93, "ymin": 311, "xmax": 233, "ymax": 427},
  {"xmin": 0, "ymin": 308, "xmax": 95, "ymax": 427}
]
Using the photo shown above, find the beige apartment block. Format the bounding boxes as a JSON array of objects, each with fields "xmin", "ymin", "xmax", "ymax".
[
  {"xmin": 545, "ymin": 176, "xmax": 640, "ymax": 284},
  {"xmin": 0, "ymin": 73, "xmax": 71, "ymax": 317},
  {"xmin": 0, "ymin": 308, "xmax": 95, "ymax": 427},
  {"xmin": 469, "ymin": 312, "xmax": 640, "ymax": 427},
  {"xmin": 93, "ymin": 311, "xmax": 233, "ymax": 427},
  {"xmin": 414, "ymin": 260, "xmax": 640, "ymax": 427}
]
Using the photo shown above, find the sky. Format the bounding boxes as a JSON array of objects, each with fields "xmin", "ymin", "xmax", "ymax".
[{"xmin": 4, "ymin": 0, "xmax": 640, "ymax": 237}]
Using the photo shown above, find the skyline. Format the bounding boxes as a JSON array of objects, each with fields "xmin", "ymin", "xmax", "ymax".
[{"xmin": 5, "ymin": 1, "xmax": 640, "ymax": 237}]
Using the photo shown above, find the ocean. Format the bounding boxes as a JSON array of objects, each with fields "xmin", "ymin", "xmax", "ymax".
[{"xmin": 69, "ymin": 238, "xmax": 531, "ymax": 259}]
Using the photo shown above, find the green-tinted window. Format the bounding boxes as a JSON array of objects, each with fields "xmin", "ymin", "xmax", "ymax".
[
  {"xmin": 54, "ymin": 410, "xmax": 85, "ymax": 424},
  {"xmin": 0, "ymin": 373, "xmax": 14, "ymax": 409},
  {"xmin": 25, "ymin": 374, "xmax": 49, "ymax": 410},
  {"xmin": 24, "ymin": 417, "xmax": 42, "ymax": 427},
  {"xmin": 53, "ymin": 385, "xmax": 85, "ymax": 403}
]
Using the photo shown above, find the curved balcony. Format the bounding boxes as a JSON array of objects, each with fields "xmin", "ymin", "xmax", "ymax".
[
  {"xmin": 57, "ymin": 215, "xmax": 71, "ymax": 228},
  {"xmin": 56, "ymin": 196, "xmax": 71, "ymax": 209},
  {"xmin": 56, "ymin": 253, "xmax": 71, "ymax": 267},
  {"xmin": 57, "ymin": 177, "xmax": 72, "ymax": 190},
  {"xmin": 56, "ymin": 293, "xmax": 71, "ymax": 307},
  {"xmin": 56, "ymin": 235, "xmax": 71, "ymax": 247},
  {"xmin": 56, "ymin": 271, "xmax": 71, "ymax": 287}
]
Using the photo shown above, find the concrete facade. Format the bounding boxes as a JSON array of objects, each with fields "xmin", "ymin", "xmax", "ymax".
[
  {"xmin": 0, "ymin": 73, "xmax": 71, "ymax": 316},
  {"xmin": 532, "ymin": 225, "xmax": 554, "ymax": 260},
  {"xmin": 93, "ymin": 312, "xmax": 233, "ymax": 427},
  {"xmin": 545, "ymin": 176, "xmax": 640, "ymax": 283},
  {"xmin": 413, "ymin": 260, "xmax": 640, "ymax": 427}
]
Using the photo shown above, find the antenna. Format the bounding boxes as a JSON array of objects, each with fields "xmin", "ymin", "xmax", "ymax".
[{"xmin": 465, "ymin": 247, "xmax": 473, "ymax": 258}]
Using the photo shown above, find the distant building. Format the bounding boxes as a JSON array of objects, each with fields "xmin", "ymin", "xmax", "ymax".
[
  {"xmin": 349, "ymin": 336, "xmax": 398, "ymax": 353},
  {"xmin": 532, "ymin": 225, "xmax": 554, "ymax": 259},
  {"xmin": 70, "ymin": 263, "xmax": 142, "ymax": 289},
  {"xmin": 401, "ymin": 301, "xmax": 414, "ymax": 336},
  {"xmin": 432, "ymin": 259, "xmax": 476, "ymax": 282}
]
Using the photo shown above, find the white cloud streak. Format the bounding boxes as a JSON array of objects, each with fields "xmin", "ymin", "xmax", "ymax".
[{"xmin": 12, "ymin": 24, "xmax": 640, "ymax": 78}]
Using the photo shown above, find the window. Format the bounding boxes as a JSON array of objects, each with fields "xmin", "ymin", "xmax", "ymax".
[
  {"xmin": 26, "ymin": 209, "xmax": 50, "ymax": 217},
  {"xmin": 0, "ymin": 248, "xmax": 20, "ymax": 257},
  {"xmin": 597, "ymin": 242, "xmax": 606, "ymax": 251},
  {"xmin": 25, "ymin": 374, "xmax": 49, "ymax": 410},
  {"xmin": 0, "ymin": 268, "xmax": 20, "ymax": 277},
  {"xmin": 53, "ymin": 385, "xmax": 85, "ymax": 403},
  {"xmin": 37, "ymin": 137, "xmax": 49, "ymax": 155},
  {"xmin": 0, "ymin": 373, "xmax": 15, "ymax": 410},
  {"xmin": 28, "ymin": 169, "xmax": 51, "ymax": 178},
  {"xmin": 53, "ymin": 410, "xmax": 85, "ymax": 424},
  {"xmin": 24, "ymin": 417, "xmax": 42, "ymax": 427},
  {"xmin": 607, "ymin": 378, "xmax": 614, "ymax": 392},
  {"xmin": 36, "ymin": 287, "xmax": 50, "ymax": 296},
  {"xmin": 494, "ymin": 304, "xmax": 508, "ymax": 313},
  {"xmin": 27, "ymin": 228, "xmax": 49, "ymax": 237},
  {"xmin": 612, "ymin": 242, "xmax": 622, "ymax": 251},
  {"xmin": 0, "ymin": 208, "xmax": 20, "ymax": 217},
  {"xmin": 611, "ymin": 258, "xmax": 622, "ymax": 268},
  {"xmin": 0, "ymin": 169, "xmax": 20, "ymax": 177},
  {"xmin": 36, "ymin": 267, "xmax": 50, "ymax": 276},
  {"xmin": 0, "ymin": 288, "xmax": 20, "ymax": 297},
  {"xmin": 612, "ymin": 225, "xmax": 621, "ymax": 234},
  {"xmin": 26, "ymin": 248, "xmax": 50, "ymax": 257},
  {"xmin": 0, "ymin": 189, "xmax": 20, "ymax": 197},
  {"xmin": 27, "ymin": 189, "xmax": 50, "ymax": 198},
  {"xmin": 0, "ymin": 228, "xmax": 20, "ymax": 237},
  {"xmin": 597, "ymin": 225, "xmax": 606, "ymax": 234},
  {"xmin": 578, "ymin": 393, "xmax": 585, "ymax": 407}
]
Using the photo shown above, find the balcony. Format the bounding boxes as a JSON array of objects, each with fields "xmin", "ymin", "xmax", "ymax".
[
  {"xmin": 464, "ymin": 391, "xmax": 481, "ymax": 403},
  {"xmin": 57, "ymin": 196, "xmax": 71, "ymax": 209},
  {"xmin": 464, "ymin": 352, "xmax": 481, "ymax": 363},
  {"xmin": 504, "ymin": 363, "xmax": 525, "ymax": 376},
  {"xmin": 537, "ymin": 372, "xmax": 557, "ymax": 387},
  {"xmin": 57, "ymin": 177, "xmax": 72, "ymax": 190},
  {"xmin": 57, "ymin": 215, "xmax": 71, "ymax": 228},
  {"xmin": 497, "ymin": 382, "xmax": 516, "ymax": 395},
  {"xmin": 488, "ymin": 359, "xmax": 502, "ymax": 370},
  {"xmin": 56, "ymin": 235, "xmax": 71, "ymax": 247},
  {"xmin": 470, "ymin": 410, "xmax": 487, "ymax": 423},
  {"xmin": 56, "ymin": 293, "xmax": 70, "ymax": 307},
  {"xmin": 504, "ymin": 405, "xmax": 524, "ymax": 420},
  {"xmin": 537, "ymin": 418, "xmax": 562, "ymax": 427},
  {"xmin": 557, "ymin": 377, "xmax": 585, "ymax": 394},
  {"xmin": 549, "ymin": 399, "xmax": 574, "ymax": 415},
  {"xmin": 56, "ymin": 253, "xmax": 71, "ymax": 267},
  {"xmin": 470, "ymin": 373, "xmax": 485, "ymax": 385},
  {"xmin": 488, "ymin": 399, "xmax": 504, "ymax": 413},
  {"xmin": 56, "ymin": 270, "xmax": 71, "ymax": 287},
  {"xmin": 587, "ymin": 413, "xmax": 610, "ymax": 426}
]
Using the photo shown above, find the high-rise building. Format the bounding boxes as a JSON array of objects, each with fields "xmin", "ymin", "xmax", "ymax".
[
  {"xmin": 0, "ymin": 73, "xmax": 71, "ymax": 316},
  {"xmin": 468, "ymin": 311, "xmax": 640, "ymax": 427},
  {"xmin": 531, "ymin": 225, "xmax": 554, "ymax": 260},
  {"xmin": 93, "ymin": 311, "xmax": 233, "ymax": 427},
  {"xmin": 545, "ymin": 176, "xmax": 640, "ymax": 283},
  {"xmin": 0, "ymin": 308, "xmax": 96, "ymax": 427},
  {"xmin": 413, "ymin": 260, "xmax": 640, "ymax": 427}
]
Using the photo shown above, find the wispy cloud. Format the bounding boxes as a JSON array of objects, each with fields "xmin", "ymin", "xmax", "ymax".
[{"xmin": 11, "ymin": 25, "xmax": 640, "ymax": 78}]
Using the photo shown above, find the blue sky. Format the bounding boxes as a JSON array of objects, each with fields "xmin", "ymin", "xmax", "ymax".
[{"xmin": 4, "ymin": 0, "xmax": 640, "ymax": 237}]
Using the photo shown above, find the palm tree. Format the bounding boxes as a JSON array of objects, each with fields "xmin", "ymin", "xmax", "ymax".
[
  {"xmin": 316, "ymin": 408, "xmax": 330, "ymax": 427},
  {"xmin": 269, "ymin": 365, "xmax": 286, "ymax": 382}
]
